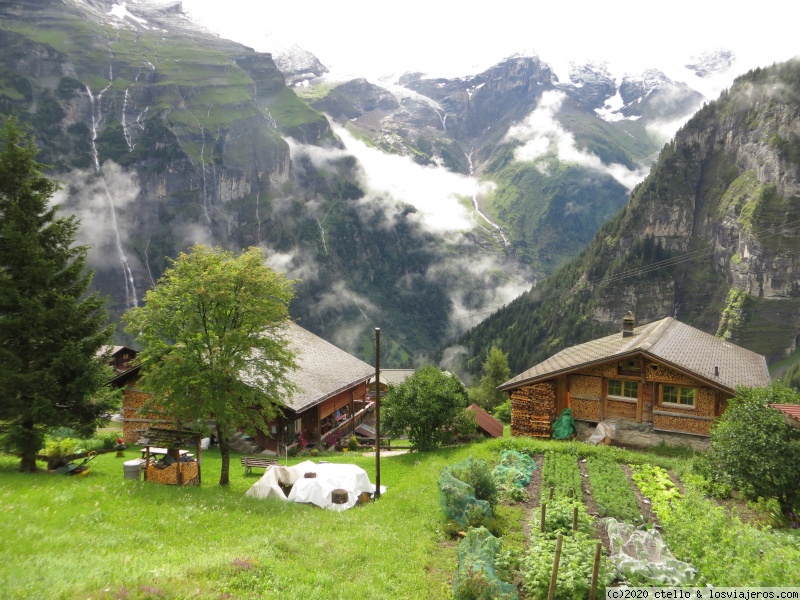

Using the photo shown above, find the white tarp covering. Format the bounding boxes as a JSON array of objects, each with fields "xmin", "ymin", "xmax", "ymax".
[
  {"xmin": 245, "ymin": 460, "xmax": 378, "ymax": 511},
  {"xmin": 587, "ymin": 421, "xmax": 616, "ymax": 445}
]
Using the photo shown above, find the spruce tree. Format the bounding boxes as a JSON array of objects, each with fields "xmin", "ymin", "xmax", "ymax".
[{"xmin": 0, "ymin": 118, "xmax": 115, "ymax": 472}]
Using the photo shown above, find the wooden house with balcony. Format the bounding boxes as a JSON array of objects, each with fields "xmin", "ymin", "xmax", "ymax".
[
  {"xmin": 254, "ymin": 322, "xmax": 375, "ymax": 453},
  {"xmin": 499, "ymin": 312, "xmax": 771, "ymax": 445},
  {"xmin": 113, "ymin": 322, "xmax": 375, "ymax": 450}
]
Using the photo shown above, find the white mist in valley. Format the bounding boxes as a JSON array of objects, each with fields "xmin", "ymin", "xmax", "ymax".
[{"xmin": 272, "ymin": 130, "xmax": 536, "ymax": 352}]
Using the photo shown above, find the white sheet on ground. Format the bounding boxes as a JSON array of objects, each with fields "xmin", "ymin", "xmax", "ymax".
[{"xmin": 245, "ymin": 460, "xmax": 379, "ymax": 511}]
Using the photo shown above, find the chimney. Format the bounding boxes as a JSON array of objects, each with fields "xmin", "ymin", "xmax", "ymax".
[{"xmin": 622, "ymin": 311, "xmax": 635, "ymax": 338}]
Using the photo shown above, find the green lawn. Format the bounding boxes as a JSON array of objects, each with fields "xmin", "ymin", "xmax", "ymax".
[{"xmin": 0, "ymin": 443, "xmax": 497, "ymax": 600}]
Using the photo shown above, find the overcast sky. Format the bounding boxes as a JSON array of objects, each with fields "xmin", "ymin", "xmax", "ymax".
[{"xmin": 177, "ymin": 0, "xmax": 799, "ymax": 86}]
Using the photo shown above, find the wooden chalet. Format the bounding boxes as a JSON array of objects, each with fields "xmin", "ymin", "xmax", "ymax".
[
  {"xmin": 255, "ymin": 322, "xmax": 375, "ymax": 453},
  {"xmin": 499, "ymin": 312, "xmax": 771, "ymax": 443}
]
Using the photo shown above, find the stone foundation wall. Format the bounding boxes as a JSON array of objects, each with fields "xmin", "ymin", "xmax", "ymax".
[{"xmin": 575, "ymin": 419, "xmax": 710, "ymax": 451}]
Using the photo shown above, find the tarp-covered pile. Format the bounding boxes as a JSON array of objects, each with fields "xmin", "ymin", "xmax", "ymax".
[{"xmin": 245, "ymin": 460, "xmax": 380, "ymax": 511}]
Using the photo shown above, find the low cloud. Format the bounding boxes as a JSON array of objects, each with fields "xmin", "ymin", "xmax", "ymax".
[
  {"xmin": 290, "ymin": 125, "xmax": 477, "ymax": 234},
  {"xmin": 507, "ymin": 90, "xmax": 648, "ymax": 190},
  {"xmin": 53, "ymin": 162, "xmax": 141, "ymax": 270}
]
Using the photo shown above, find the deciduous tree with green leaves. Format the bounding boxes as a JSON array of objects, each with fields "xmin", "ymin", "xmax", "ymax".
[
  {"xmin": 383, "ymin": 365, "xmax": 474, "ymax": 451},
  {"xmin": 0, "ymin": 118, "xmax": 116, "ymax": 472},
  {"xmin": 123, "ymin": 245, "xmax": 297, "ymax": 485},
  {"xmin": 708, "ymin": 382, "xmax": 800, "ymax": 526}
]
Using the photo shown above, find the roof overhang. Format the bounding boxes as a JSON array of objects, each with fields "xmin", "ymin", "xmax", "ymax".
[{"xmin": 499, "ymin": 349, "xmax": 738, "ymax": 395}]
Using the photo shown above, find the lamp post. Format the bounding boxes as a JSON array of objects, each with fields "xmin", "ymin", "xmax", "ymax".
[{"xmin": 374, "ymin": 327, "xmax": 381, "ymax": 499}]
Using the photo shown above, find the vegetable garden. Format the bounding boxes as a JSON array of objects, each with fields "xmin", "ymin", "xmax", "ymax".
[{"xmin": 442, "ymin": 439, "xmax": 800, "ymax": 599}]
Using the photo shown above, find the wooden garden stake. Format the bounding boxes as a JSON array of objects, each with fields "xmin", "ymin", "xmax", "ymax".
[
  {"xmin": 572, "ymin": 505, "xmax": 578, "ymax": 531},
  {"xmin": 589, "ymin": 541, "xmax": 602, "ymax": 600},
  {"xmin": 540, "ymin": 502, "xmax": 547, "ymax": 533},
  {"xmin": 547, "ymin": 533, "xmax": 563, "ymax": 600},
  {"xmin": 549, "ymin": 486, "xmax": 555, "ymax": 500},
  {"xmin": 568, "ymin": 487, "xmax": 574, "ymax": 498}
]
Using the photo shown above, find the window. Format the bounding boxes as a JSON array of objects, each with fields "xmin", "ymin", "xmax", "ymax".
[
  {"xmin": 661, "ymin": 385, "xmax": 695, "ymax": 407},
  {"xmin": 607, "ymin": 379, "xmax": 638, "ymax": 399}
]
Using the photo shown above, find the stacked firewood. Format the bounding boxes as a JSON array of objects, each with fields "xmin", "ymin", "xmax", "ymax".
[{"xmin": 510, "ymin": 382, "xmax": 556, "ymax": 437}]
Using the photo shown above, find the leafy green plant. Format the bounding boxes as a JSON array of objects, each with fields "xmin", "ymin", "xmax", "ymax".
[
  {"xmin": 585, "ymin": 457, "xmax": 640, "ymax": 521},
  {"xmin": 493, "ymin": 400, "xmax": 511, "ymax": 424},
  {"xmin": 522, "ymin": 532, "xmax": 611, "ymax": 599},
  {"xmin": 541, "ymin": 451, "xmax": 582, "ymax": 499},
  {"xmin": 42, "ymin": 437, "xmax": 80, "ymax": 460},
  {"xmin": 629, "ymin": 464, "xmax": 681, "ymax": 513},
  {"xmin": 538, "ymin": 496, "xmax": 594, "ymax": 539}
]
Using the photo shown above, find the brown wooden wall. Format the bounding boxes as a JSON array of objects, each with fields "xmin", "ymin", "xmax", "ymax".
[{"xmin": 509, "ymin": 355, "xmax": 732, "ymax": 439}]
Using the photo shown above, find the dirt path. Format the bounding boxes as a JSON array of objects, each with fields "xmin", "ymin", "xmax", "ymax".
[
  {"xmin": 521, "ymin": 454, "xmax": 544, "ymax": 546},
  {"xmin": 620, "ymin": 463, "xmax": 656, "ymax": 527},
  {"xmin": 578, "ymin": 457, "xmax": 612, "ymax": 553}
]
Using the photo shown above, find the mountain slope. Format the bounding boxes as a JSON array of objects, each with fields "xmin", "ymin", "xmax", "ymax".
[
  {"xmin": 0, "ymin": 0, "xmax": 529, "ymax": 364},
  {"xmin": 456, "ymin": 59, "xmax": 800, "ymax": 375}
]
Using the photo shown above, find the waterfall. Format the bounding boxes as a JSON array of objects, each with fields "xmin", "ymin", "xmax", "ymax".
[
  {"xmin": 86, "ymin": 84, "xmax": 139, "ymax": 308},
  {"xmin": 121, "ymin": 87, "xmax": 134, "ymax": 151},
  {"xmin": 254, "ymin": 191, "xmax": 262, "ymax": 240},
  {"xmin": 467, "ymin": 150, "xmax": 510, "ymax": 247}
]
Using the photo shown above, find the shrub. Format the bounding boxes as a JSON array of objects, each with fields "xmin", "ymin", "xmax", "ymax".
[
  {"xmin": 493, "ymin": 400, "xmax": 511, "ymax": 424},
  {"xmin": 707, "ymin": 382, "xmax": 800, "ymax": 525},
  {"xmin": 449, "ymin": 458, "xmax": 498, "ymax": 508}
]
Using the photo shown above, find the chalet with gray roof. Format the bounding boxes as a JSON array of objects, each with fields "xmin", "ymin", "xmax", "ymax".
[
  {"xmin": 256, "ymin": 321, "xmax": 375, "ymax": 453},
  {"xmin": 500, "ymin": 312, "xmax": 770, "ymax": 442},
  {"xmin": 116, "ymin": 322, "xmax": 375, "ymax": 452}
]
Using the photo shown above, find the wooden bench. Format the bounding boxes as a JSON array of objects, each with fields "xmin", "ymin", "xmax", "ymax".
[{"xmin": 240, "ymin": 456, "xmax": 278, "ymax": 475}]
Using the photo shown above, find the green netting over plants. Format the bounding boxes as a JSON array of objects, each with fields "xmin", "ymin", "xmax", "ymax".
[
  {"xmin": 492, "ymin": 450, "xmax": 536, "ymax": 488},
  {"xmin": 448, "ymin": 458, "xmax": 498, "ymax": 508},
  {"xmin": 439, "ymin": 469, "xmax": 493, "ymax": 528},
  {"xmin": 453, "ymin": 527, "xmax": 518, "ymax": 600},
  {"xmin": 603, "ymin": 518, "xmax": 697, "ymax": 586}
]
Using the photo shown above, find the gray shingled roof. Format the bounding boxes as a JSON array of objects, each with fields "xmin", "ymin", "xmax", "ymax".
[
  {"xmin": 499, "ymin": 317, "xmax": 770, "ymax": 393},
  {"xmin": 282, "ymin": 322, "xmax": 374, "ymax": 413}
]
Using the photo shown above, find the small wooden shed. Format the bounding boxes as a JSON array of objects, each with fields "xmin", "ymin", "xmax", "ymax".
[{"xmin": 138, "ymin": 428, "xmax": 203, "ymax": 486}]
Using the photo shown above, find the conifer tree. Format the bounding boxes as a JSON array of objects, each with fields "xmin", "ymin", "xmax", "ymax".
[{"xmin": 0, "ymin": 118, "xmax": 115, "ymax": 472}]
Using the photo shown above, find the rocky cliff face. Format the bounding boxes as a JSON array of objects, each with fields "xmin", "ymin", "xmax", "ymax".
[{"xmin": 0, "ymin": 0, "xmax": 330, "ymax": 316}]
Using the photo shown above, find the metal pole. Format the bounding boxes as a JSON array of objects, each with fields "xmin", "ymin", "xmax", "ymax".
[{"xmin": 374, "ymin": 327, "xmax": 381, "ymax": 499}]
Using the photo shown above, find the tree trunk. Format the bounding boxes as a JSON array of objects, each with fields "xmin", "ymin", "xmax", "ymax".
[
  {"xmin": 17, "ymin": 421, "xmax": 42, "ymax": 473},
  {"xmin": 216, "ymin": 422, "xmax": 230, "ymax": 486}
]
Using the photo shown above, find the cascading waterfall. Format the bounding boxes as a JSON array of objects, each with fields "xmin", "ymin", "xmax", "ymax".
[
  {"xmin": 86, "ymin": 84, "xmax": 139, "ymax": 308},
  {"xmin": 264, "ymin": 108, "xmax": 277, "ymax": 129},
  {"xmin": 254, "ymin": 191, "xmax": 262, "ymax": 240},
  {"xmin": 434, "ymin": 108, "xmax": 448, "ymax": 131},
  {"xmin": 121, "ymin": 87, "xmax": 134, "ymax": 151},
  {"xmin": 467, "ymin": 150, "xmax": 510, "ymax": 247}
]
